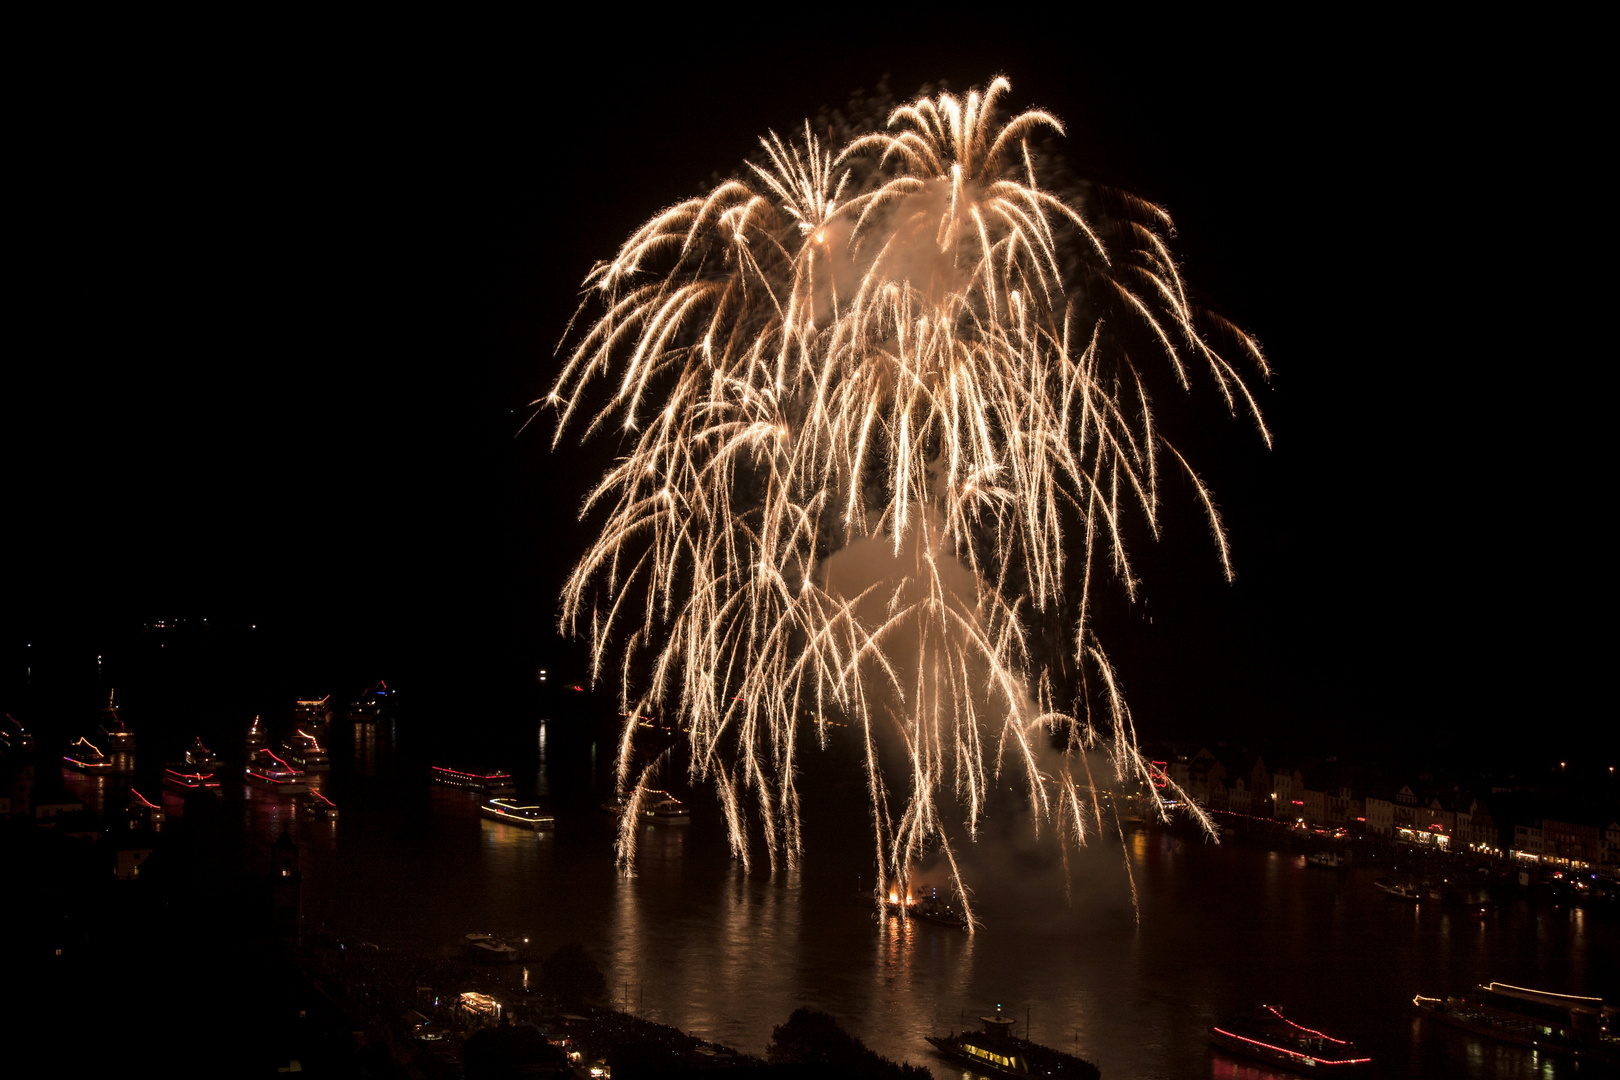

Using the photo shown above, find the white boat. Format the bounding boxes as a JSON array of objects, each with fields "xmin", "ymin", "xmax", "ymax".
[
  {"xmin": 244, "ymin": 749, "xmax": 308, "ymax": 793},
  {"xmin": 480, "ymin": 798, "xmax": 554, "ymax": 829},
  {"xmin": 603, "ymin": 788, "xmax": 690, "ymax": 824},
  {"xmin": 432, "ymin": 765, "xmax": 516, "ymax": 795}
]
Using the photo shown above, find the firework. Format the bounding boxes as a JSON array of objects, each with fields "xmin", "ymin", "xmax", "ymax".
[{"xmin": 545, "ymin": 78, "xmax": 1266, "ymax": 925}]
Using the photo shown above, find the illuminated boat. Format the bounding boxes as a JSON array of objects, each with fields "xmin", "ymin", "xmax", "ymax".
[
  {"xmin": 1374, "ymin": 878, "xmax": 1421, "ymax": 901},
  {"xmin": 63, "ymin": 736, "xmax": 114, "ymax": 773},
  {"xmin": 927, "ymin": 1011, "xmax": 1100, "ymax": 1079},
  {"xmin": 282, "ymin": 729, "xmax": 330, "ymax": 772},
  {"xmin": 244, "ymin": 749, "xmax": 308, "ymax": 793},
  {"xmin": 348, "ymin": 680, "xmax": 396, "ymax": 720},
  {"xmin": 184, "ymin": 736, "xmax": 224, "ymax": 770},
  {"xmin": 245, "ymin": 714, "xmax": 268, "ymax": 752},
  {"xmin": 431, "ymin": 765, "xmax": 516, "ymax": 795},
  {"xmin": 300, "ymin": 790, "xmax": 339, "ymax": 820},
  {"xmin": 163, "ymin": 764, "xmax": 222, "ymax": 794},
  {"xmin": 2, "ymin": 713, "xmax": 35, "ymax": 753},
  {"xmin": 1208, "ymin": 1004, "xmax": 1372, "ymax": 1073},
  {"xmin": 293, "ymin": 695, "xmax": 331, "ymax": 727},
  {"xmin": 603, "ymin": 788, "xmax": 690, "ymax": 823},
  {"xmin": 1415, "ymin": 982, "xmax": 1618, "ymax": 1066},
  {"xmin": 97, "ymin": 711, "xmax": 136, "ymax": 753},
  {"xmin": 462, "ymin": 932, "xmax": 524, "ymax": 962},
  {"xmin": 886, "ymin": 886, "xmax": 969, "ymax": 930},
  {"xmin": 125, "ymin": 789, "xmax": 165, "ymax": 830},
  {"xmin": 480, "ymin": 798, "xmax": 555, "ymax": 829}
]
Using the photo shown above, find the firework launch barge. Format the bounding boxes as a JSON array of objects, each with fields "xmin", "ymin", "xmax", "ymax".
[{"xmin": 927, "ymin": 1014, "xmax": 1100, "ymax": 1079}]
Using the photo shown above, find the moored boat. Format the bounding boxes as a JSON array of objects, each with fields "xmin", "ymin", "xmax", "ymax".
[
  {"xmin": 1374, "ymin": 878, "xmax": 1421, "ymax": 901},
  {"xmin": 927, "ymin": 1011, "xmax": 1100, "ymax": 1079},
  {"xmin": 432, "ymin": 765, "xmax": 516, "ymax": 795},
  {"xmin": 1209, "ymin": 1004, "xmax": 1372, "ymax": 1073},
  {"xmin": 481, "ymin": 798, "xmax": 555, "ymax": 829},
  {"xmin": 1415, "ymin": 982, "xmax": 1618, "ymax": 1066},
  {"xmin": 244, "ymin": 748, "xmax": 309, "ymax": 793},
  {"xmin": 462, "ymin": 932, "xmax": 524, "ymax": 963}
]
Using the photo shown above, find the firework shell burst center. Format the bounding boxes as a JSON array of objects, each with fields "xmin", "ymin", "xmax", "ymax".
[{"xmin": 545, "ymin": 77, "xmax": 1268, "ymax": 926}]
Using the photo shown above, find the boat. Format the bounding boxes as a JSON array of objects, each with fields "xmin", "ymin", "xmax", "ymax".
[
  {"xmin": 927, "ymin": 1011, "xmax": 1100, "ymax": 1079},
  {"xmin": 63, "ymin": 736, "xmax": 114, "ymax": 773},
  {"xmin": 1415, "ymin": 982, "xmax": 1619, "ymax": 1066},
  {"xmin": 163, "ymin": 764, "xmax": 222, "ymax": 794},
  {"xmin": 348, "ymin": 680, "xmax": 396, "ymax": 721},
  {"xmin": 462, "ymin": 932, "xmax": 524, "ymax": 963},
  {"xmin": 245, "ymin": 714, "xmax": 268, "ymax": 752},
  {"xmin": 1209, "ymin": 1004, "xmax": 1373, "ymax": 1073},
  {"xmin": 124, "ymin": 789, "xmax": 165, "ymax": 831},
  {"xmin": 431, "ymin": 765, "xmax": 516, "ymax": 795},
  {"xmin": 887, "ymin": 886, "xmax": 970, "ymax": 929},
  {"xmin": 1305, "ymin": 850, "xmax": 1350, "ymax": 869},
  {"xmin": 1374, "ymin": 878, "xmax": 1421, "ymax": 901},
  {"xmin": 481, "ymin": 798, "xmax": 555, "ymax": 829},
  {"xmin": 2, "ymin": 713, "xmax": 35, "ymax": 753},
  {"xmin": 603, "ymin": 788, "xmax": 690, "ymax": 823},
  {"xmin": 96, "ymin": 711, "xmax": 136, "ymax": 753},
  {"xmin": 293, "ymin": 695, "xmax": 331, "ymax": 727},
  {"xmin": 300, "ymin": 790, "xmax": 339, "ymax": 820},
  {"xmin": 184, "ymin": 736, "xmax": 224, "ymax": 770},
  {"xmin": 244, "ymin": 748, "xmax": 309, "ymax": 793},
  {"xmin": 282, "ymin": 729, "xmax": 330, "ymax": 772}
]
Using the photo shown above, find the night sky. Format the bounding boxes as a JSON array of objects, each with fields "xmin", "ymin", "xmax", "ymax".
[{"xmin": 9, "ymin": 20, "xmax": 1604, "ymax": 767}]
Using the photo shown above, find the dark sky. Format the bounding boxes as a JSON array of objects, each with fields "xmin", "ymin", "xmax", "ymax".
[{"xmin": 8, "ymin": 20, "xmax": 1605, "ymax": 764}]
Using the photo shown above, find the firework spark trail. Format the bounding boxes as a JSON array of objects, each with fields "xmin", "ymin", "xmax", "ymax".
[{"xmin": 546, "ymin": 78, "xmax": 1265, "ymax": 923}]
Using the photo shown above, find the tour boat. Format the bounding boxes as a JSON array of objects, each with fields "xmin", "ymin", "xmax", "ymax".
[
  {"xmin": 163, "ymin": 764, "xmax": 222, "ymax": 794},
  {"xmin": 1415, "ymin": 982, "xmax": 1618, "ymax": 1066},
  {"xmin": 282, "ymin": 728, "xmax": 330, "ymax": 772},
  {"xmin": 63, "ymin": 736, "xmax": 114, "ymax": 773},
  {"xmin": 431, "ymin": 764, "xmax": 516, "ymax": 795},
  {"xmin": 293, "ymin": 695, "xmax": 331, "ymax": 727},
  {"xmin": 244, "ymin": 748, "xmax": 308, "ymax": 793},
  {"xmin": 96, "ymin": 712, "xmax": 136, "ymax": 753},
  {"xmin": 1208, "ymin": 1004, "xmax": 1373, "ymax": 1072},
  {"xmin": 480, "ymin": 798, "xmax": 555, "ymax": 829},
  {"xmin": 927, "ymin": 1011, "xmax": 1100, "ymax": 1079},
  {"xmin": 245, "ymin": 714, "xmax": 268, "ymax": 752},
  {"xmin": 184, "ymin": 736, "xmax": 224, "ymax": 770},
  {"xmin": 125, "ymin": 789, "xmax": 165, "ymax": 831},
  {"xmin": 300, "ymin": 790, "xmax": 339, "ymax": 820},
  {"xmin": 348, "ymin": 680, "xmax": 396, "ymax": 720}
]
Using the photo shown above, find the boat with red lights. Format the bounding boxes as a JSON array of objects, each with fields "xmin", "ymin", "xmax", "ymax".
[
  {"xmin": 349, "ymin": 680, "xmax": 396, "ymax": 720},
  {"xmin": 480, "ymin": 798, "xmax": 555, "ymax": 829},
  {"xmin": 431, "ymin": 765, "xmax": 516, "ymax": 795},
  {"xmin": 1414, "ymin": 982, "xmax": 1618, "ymax": 1066},
  {"xmin": 245, "ymin": 714, "xmax": 268, "ymax": 752},
  {"xmin": 164, "ymin": 764, "xmax": 222, "ymax": 794},
  {"xmin": 184, "ymin": 736, "xmax": 224, "ymax": 770},
  {"xmin": 96, "ymin": 711, "xmax": 136, "ymax": 753},
  {"xmin": 927, "ymin": 1011, "xmax": 1100, "ymax": 1079},
  {"xmin": 244, "ymin": 748, "xmax": 309, "ymax": 793},
  {"xmin": 3, "ymin": 713, "xmax": 35, "ymax": 753},
  {"xmin": 282, "ymin": 728, "xmax": 330, "ymax": 772},
  {"xmin": 1208, "ymin": 1004, "xmax": 1372, "ymax": 1073},
  {"xmin": 300, "ymin": 790, "xmax": 339, "ymax": 820},
  {"xmin": 63, "ymin": 736, "xmax": 114, "ymax": 773},
  {"xmin": 125, "ymin": 789, "xmax": 165, "ymax": 830}
]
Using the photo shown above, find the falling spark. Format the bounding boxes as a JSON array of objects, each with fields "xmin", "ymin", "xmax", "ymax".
[{"xmin": 545, "ymin": 78, "xmax": 1265, "ymax": 924}]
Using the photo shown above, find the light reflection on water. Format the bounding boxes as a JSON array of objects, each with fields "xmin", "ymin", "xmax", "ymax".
[{"xmin": 212, "ymin": 719, "xmax": 1615, "ymax": 1080}]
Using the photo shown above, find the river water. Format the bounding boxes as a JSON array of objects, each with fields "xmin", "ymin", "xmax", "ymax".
[{"xmin": 67, "ymin": 709, "xmax": 1616, "ymax": 1079}]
